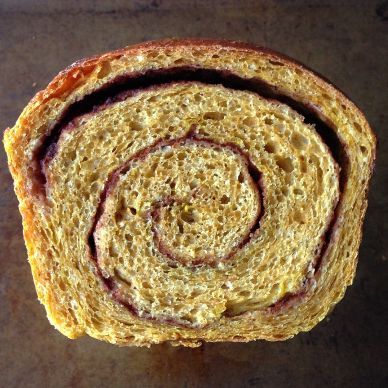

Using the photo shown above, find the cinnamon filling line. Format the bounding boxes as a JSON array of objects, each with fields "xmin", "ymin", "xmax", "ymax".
[{"xmin": 35, "ymin": 66, "xmax": 346, "ymax": 322}]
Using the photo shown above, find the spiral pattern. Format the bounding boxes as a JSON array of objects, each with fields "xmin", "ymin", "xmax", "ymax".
[
  {"xmin": 42, "ymin": 80, "xmax": 339, "ymax": 327},
  {"xmin": 5, "ymin": 40, "xmax": 375, "ymax": 344}
]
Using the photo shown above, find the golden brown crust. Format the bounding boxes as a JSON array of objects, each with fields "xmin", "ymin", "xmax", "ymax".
[
  {"xmin": 3, "ymin": 39, "xmax": 376, "ymax": 346},
  {"xmin": 24, "ymin": 38, "xmax": 376, "ymax": 135}
]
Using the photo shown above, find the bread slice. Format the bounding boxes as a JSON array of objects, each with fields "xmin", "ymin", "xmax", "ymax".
[{"xmin": 3, "ymin": 39, "xmax": 376, "ymax": 347}]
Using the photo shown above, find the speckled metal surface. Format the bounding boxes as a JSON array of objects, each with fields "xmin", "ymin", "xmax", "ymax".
[{"xmin": 0, "ymin": 1, "xmax": 387, "ymax": 387}]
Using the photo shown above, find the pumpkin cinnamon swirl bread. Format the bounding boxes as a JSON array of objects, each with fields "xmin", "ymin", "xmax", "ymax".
[{"xmin": 3, "ymin": 39, "xmax": 376, "ymax": 347}]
